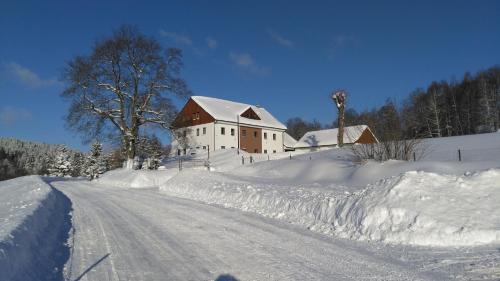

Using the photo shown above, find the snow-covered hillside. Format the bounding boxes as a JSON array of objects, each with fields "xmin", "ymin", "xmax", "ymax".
[
  {"xmin": 156, "ymin": 131, "xmax": 500, "ymax": 247},
  {"xmin": 0, "ymin": 176, "xmax": 71, "ymax": 281}
]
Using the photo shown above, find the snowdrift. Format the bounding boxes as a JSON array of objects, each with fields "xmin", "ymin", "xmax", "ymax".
[
  {"xmin": 160, "ymin": 169, "xmax": 500, "ymax": 247},
  {"xmin": 95, "ymin": 168, "xmax": 178, "ymax": 188},
  {"xmin": 0, "ymin": 176, "xmax": 71, "ymax": 281}
]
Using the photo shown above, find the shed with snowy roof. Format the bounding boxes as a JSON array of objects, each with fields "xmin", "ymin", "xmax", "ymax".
[
  {"xmin": 171, "ymin": 96, "xmax": 287, "ymax": 155},
  {"xmin": 293, "ymin": 125, "xmax": 378, "ymax": 152}
]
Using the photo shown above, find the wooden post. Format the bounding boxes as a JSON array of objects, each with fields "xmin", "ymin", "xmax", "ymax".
[
  {"xmin": 289, "ymin": 153, "xmax": 292, "ymax": 160},
  {"xmin": 268, "ymin": 154, "xmax": 270, "ymax": 161},
  {"xmin": 413, "ymin": 152, "xmax": 416, "ymax": 162},
  {"xmin": 242, "ymin": 156, "xmax": 244, "ymax": 165},
  {"xmin": 250, "ymin": 156, "xmax": 253, "ymax": 163},
  {"xmin": 207, "ymin": 145, "xmax": 210, "ymax": 160},
  {"xmin": 458, "ymin": 149, "xmax": 461, "ymax": 162}
]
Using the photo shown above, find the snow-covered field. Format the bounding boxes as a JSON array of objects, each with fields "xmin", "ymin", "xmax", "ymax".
[
  {"xmin": 156, "ymin": 132, "xmax": 500, "ymax": 248},
  {"xmin": 2, "ymin": 131, "xmax": 500, "ymax": 280}
]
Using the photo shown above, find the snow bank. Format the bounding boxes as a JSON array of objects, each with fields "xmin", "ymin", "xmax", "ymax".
[
  {"xmin": 95, "ymin": 168, "xmax": 178, "ymax": 188},
  {"xmin": 160, "ymin": 169, "xmax": 500, "ymax": 247},
  {"xmin": 0, "ymin": 176, "xmax": 71, "ymax": 280}
]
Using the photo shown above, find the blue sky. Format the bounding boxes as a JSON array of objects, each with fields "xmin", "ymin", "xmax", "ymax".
[{"xmin": 1, "ymin": 0, "xmax": 499, "ymax": 151}]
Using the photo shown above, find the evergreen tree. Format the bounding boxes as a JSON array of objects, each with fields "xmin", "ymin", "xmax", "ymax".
[
  {"xmin": 84, "ymin": 141, "xmax": 107, "ymax": 180},
  {"xmin": 48, "ymin": 146, "xmax": 72, "ymax": 177}
]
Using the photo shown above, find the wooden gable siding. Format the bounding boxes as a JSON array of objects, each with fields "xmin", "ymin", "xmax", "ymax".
[
  {"xmin": 239, "ymin": 125, "xmax": 262, "ymax": 153},
  {"xmin": 171, "ymin": 98, "xmax": 215, "ymax": 129},
  {"xmin": 355, "ymin": 128, "xmax": 378, "ymax": 144},
  {"xmin": 240, "ymin": 107, "xmax": 261, "ymax": 120}
]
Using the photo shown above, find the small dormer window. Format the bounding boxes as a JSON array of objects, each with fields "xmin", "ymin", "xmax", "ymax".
[{"xmin": 240, "ymin": 107, "xmax": 261, "ymax": 120}]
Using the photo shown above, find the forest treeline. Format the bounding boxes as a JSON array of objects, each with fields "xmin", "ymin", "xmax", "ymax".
[
  {"xmin": 287, "ymin": 66, "xmax": 500, "ymax": 142},
  {"xmin": 0, "ymin": 136, "xmax": 167, "ymax": 181}
]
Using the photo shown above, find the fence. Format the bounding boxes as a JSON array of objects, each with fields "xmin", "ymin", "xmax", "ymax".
[{"xmin": 417, "ymin": 147, "xmax": 500, "ymax": 162}]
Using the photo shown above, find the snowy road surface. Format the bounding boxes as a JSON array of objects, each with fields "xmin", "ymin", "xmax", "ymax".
[{"xmin": 54, "ymin": 180, "xmax": 444, "ymax": 281}]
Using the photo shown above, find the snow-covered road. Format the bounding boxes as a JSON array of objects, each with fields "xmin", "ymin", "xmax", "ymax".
[{"xmin": 54, "ymin": 180, "xmax": 444, "ymax": 281}]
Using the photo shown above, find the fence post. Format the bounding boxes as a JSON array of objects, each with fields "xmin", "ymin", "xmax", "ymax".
[
  {"xmin": 289, "ymin": 154, "xmax": 292, "ymax": 160},
  {"xmin": 242, "ymin": 156, "xmax": 244, "ymax": 165},
  {"xmin": 268, "ymin": 154, "xmax": 270, "ymax": 161},
  {"xmin": 413, "ymin": 152, "xmax": 416, "ymax": 162},
  {"xmin": 458, "ymin": 149, "xmax": 461, "ymax": 162},
  {"xmin": 207, "ymin": 145, "xmax": 210, "ymax": 160},
  {"xmin": 250, "ymin": 156, "xmax": 253, "ymax": 163}
]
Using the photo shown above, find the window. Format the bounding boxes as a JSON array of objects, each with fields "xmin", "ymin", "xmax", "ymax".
[
  {"xmin": 254, "ymin": 149, "xmax": 258, "ymax": 153},
  {"xmin": 273, "ymin": 150, "xmax": 276, "ymax": 153},
  {"xmin": 254, "ymin": 131, "xmax": 257, "ymax": 138},
  {"xmin": 221, "ymin": 146, "xmax": 226, "ymax": 149},
  {"xmin": 203, "ymin": 146, "xmax": 206, "ymax": 150},
  {"xmin": 196, "ymin": 146, "xmax": 200, "ymax": 149},
  {"xmin": 273, "ymin": 133, "xmax": 276, "ymax": 140},
  {"xmin": 203, "ymin": 127, "xmax": 206, "ymax": 135},
  {"xmin": 242, "ymin": 129, "xmax": 247, "ymax": 137},
  {"xmin": 177, "ymin": 149, "xmax": 181, "ymax": 156},
  {"xmin": 192, "ymin": 113, "xmax": 196, "ymax": 120},
  {"xmin": 196, "ymin": 128, "xmax": 199, "ymax": 136},
  {"xmin": 221, "ymin": 127, "xmax": 225, "ymax": 135},
  {"xmin": 264, "ymin": 132, "xmax": 267, "ymax": 139},
  {"xmin": 231, "ymin": 128, "xmax": 235, "ymax": 136},
  {"xmin": 231, "ymin": 146, "xmax": 235, "ymax": 149},
  {"xmin": 264, "ymin": 149, "xmax": 268, "ymax": 154}
]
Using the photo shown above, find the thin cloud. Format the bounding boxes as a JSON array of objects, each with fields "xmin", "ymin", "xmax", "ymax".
[
  {"xmin": 158, "ymin": 30, "xmax": 193, "ymax": 46},
  {"xmin": 268, "ymin": 30, "xmax": 294, "ymax": 48},
  {"xmin": 229, "ymin": 52, "xmax": 269, "ymax": 75},
  {"xmin": 328, "ymin": 34, "xmax": 358, "ymax": 59},
  {"xmin": 0, "ymin": 106, "xmax": 32, "ymax": 127},
  {"xmin": 206, "ymin": 37, "xmax": 218, "ymax": 49},
  {"xmin": 5, "ymin": 62, "xmax": 59, "ymax": 88}
]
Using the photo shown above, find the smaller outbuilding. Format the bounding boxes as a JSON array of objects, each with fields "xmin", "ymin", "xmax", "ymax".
[{"xmin": 293, "ymin": 125, "xmax": 378, "ymax": 152}]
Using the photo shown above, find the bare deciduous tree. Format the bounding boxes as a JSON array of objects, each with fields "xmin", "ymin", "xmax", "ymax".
[
  {"xmin": 61, "ymin": 25, "xmax": 190, "ymax": 169},
  {"xmin": 331, "ymin": 90, "xmax": 347, "ymax": 147}
]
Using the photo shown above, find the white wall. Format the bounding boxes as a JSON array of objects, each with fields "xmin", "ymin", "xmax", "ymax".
[
  {"xmin": 262, "ymin": 129, "xmax": 285, "ymax": 154},
  {"xmin": 171, "ymin": 123, "xmax": 215, "ymax": 155},
  {"xmin": 171, "ymin": 122, "xmax": 286, "ymax": 154},
  {"xmin": 213, "ymin": 122, "xmax": 238, "ymax": 150}
]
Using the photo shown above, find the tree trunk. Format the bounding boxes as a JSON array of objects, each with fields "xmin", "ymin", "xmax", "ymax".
[
  {"xmin": 338, "ymin": 105, "xmax": 345, "ymax": 147},
  {"xmin": 124, "ymin": 133, "xmax": 137, "ymax": 169}
]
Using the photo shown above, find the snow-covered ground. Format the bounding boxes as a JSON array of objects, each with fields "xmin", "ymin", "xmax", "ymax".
[
  {"xmin": 2, "ymin": 131, "xmax": 500, "ymax": 280},
  {"xmin": 53, "ymin": 180, "xmax": 445, "ymax": 280},
  {"xmin": 0, "ymin": 176, "xmax": 71, "ymax": 281},
  {"xmin": 95, "ymin": 168, "xmax": 178, "ymax": 188},
  {"xmin": 156, "ymin": 132, "xmax": 500, "ymax": 248}
]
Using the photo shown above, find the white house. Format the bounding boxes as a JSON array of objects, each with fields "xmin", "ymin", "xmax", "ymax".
[
  {"xmin": 294, "ymin": 125, "xmax": 378, "ymax": 152},
  {"xmin": 171, "ymin": 96, "xmax": 287, "ymax": 155}
]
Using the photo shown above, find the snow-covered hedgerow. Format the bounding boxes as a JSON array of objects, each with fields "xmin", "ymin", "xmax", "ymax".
[
  {"xmin": 160, "ymin": 169, "xmax": 500, "ymax": 247},
  {"xmin": 0, "ymin": 176, "xmax": 71, "ymax": 281}
]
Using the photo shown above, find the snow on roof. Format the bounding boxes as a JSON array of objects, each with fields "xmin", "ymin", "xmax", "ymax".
[
  {"xmin": 191, "ymin": 96, "xmax": 286, "ymax": 130},
  {"xmin": 283, "ymin": 132, "xmax": 297, "ymax": 148},
  {"xmin": 294, "ymin": 125, "xmax": 369, "ymax": 148}
]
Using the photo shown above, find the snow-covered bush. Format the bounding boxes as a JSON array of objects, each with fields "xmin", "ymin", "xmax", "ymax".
[
  {"xmin": 84, "ymin": 141, "xmax": 107, "ymax": 180},
  {"xmin": 48, "ymin": 146, "xmax": 72, "ymax": 177}
]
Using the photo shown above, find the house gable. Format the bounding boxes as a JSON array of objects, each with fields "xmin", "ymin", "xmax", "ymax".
[
  {"xmin": 355, "ymin": 128, "xmax": 378, "ymax": 144},
  {"xmin": 240, "ymin": 107, "xmax": 261, "ymax": 120},
  {"xmin": 171, "ymin": 98, "xmax": 215, "ymax": 129}
]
